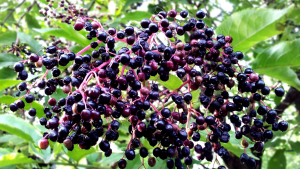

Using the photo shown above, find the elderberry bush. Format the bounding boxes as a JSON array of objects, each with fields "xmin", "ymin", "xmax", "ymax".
[{"xmin": 9, "ymin": 7, "xmax": 287, "ymax": 169}]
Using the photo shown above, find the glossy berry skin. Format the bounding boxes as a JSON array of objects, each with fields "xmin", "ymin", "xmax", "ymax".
[
  {"xmin": 14, "ymin": 62, "xmax": 24, "ymax": 72},
  {"xmin": 149, "ymin": 23, "xmax": 159, "ymax": 33},
  {"xmin": 139, "ymin": 147, "xmax": 148, "ymax": 158},
  {"xmin": 117, "ymin": 31, "xmax": 125, "ymax": 39},
  {"xmin": 240, "ymin": 153, "xmax": 248, "ymax": 163},
  {"xmin": 180, "ymin": 10, "xmax": 188, "ymax": 18},
  {"xmin": 161, "ymin": 108, "xmax": 171, "ymax": 118},
  {"xmin": 278, "ymin": 121, "xmax": 288, "ymax": 131},
  {"xmin": 196, "ymin": 10, "xmax": 206, "ymax": 18},
  {"xmin": 140, "ymin": 19, "xmax": 151, "ymax": 28},
  {"xmin": 10, "ymin": 103, "xmax": 18, "ymax": 112},
  {"xmin": 275, "ymin": 87, "xmax": 285, "ymax": 97},
  {"xmin": 125, "ymin": 149, "xmax": 135, "ymax": 160},
  {"xmin": 99, "ymin": 140, "xmax": 110, "ymax": 152},
  {"xmin": 263, "ymin": 130, "xmax": 273, "ymax": 139},
  {"xmin": 118, "ymin": 159, "xmax": 127, "ymax": 168},
  {"xmin": 28, "ymin": 108, "xmax": 37, "ymax": 116}
]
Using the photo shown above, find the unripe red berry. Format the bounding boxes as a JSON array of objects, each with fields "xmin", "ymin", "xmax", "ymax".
[
  {"xmin": 138, "ymin": 122, "xmax": 146, "ymax": 132},
  {"xmin": 140, "ymin": 87, "xmax": 149, "ymax": 96},
  {"xmin": 39, "ymin": 138, "xmax": 49, "ymax": 149},
  {"xmin": 92, "ymin": 21, "xmax": 99, "ymax": 30},
  {"xmin": 48, "ymin": 98, "xmax": 57, "ymax": 106},
  {"xmin": 168, "ymin": 9, "xmax": 177, "ymax": 18},
  {"xmin": 63, "ymin": 138, "xmax": 73, "ymax": 149},
  {"xmin": 62, "ymin": 85, "xmax": 71, "ymax": 94},
  {"xmin": 195, "ymin": 76, "xmax": 203, "ymax": 85},
  {"xmin": 225, "ymin": 36, "xmax": 233, "ymax": 43},
  {"xmin": 249, "ymin": 73, "xmax": 259, "ymax": 82},
  {"xmin": 74, "ymin": 20, "xmax": 85, "ymax": 31},
  {"xmin": 138, "ymin": 72, "xmax": 145, "ymax": 82}
]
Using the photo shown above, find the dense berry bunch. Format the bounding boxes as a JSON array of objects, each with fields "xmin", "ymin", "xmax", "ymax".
[{"xmin": 9, "ymin": 7, "xmax": 287, "ymax": 169}]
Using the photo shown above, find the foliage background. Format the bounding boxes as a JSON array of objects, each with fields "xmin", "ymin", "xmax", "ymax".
[{"xmin": 1, "ymin": 0, "xmax": 300, "ymax": 168}]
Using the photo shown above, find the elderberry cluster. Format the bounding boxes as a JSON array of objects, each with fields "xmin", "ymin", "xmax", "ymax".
[{"xmin": 8, "ymin": 7, "xmax": 287, "ymax": 169}]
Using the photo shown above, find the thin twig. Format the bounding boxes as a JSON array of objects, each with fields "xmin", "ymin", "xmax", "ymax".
[{"xmin": 1, "ymin": 0, "xmax": 26, "ymax": 24}]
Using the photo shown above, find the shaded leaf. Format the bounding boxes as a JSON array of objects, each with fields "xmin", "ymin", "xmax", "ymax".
[
  {"xmin": 289, "ymin": 141, "xmax": 300, "ymax": 153},
  {"xmin": 263, "ymin": 67, "xmax": 300, "ymax": 89},
  {"xmin": 51, "ymin": 88, "xmax": 68, "ymax": 101},
  {"xmin": 0, "ymin": 153, "xmax": 34, "ymax": 168},
  {"xmin": 65, "ymin": 145, "xmax": 96, "ymax": 162},
  {"xmin": 0, "ymin": 79, "xmax": 22, "ymax": 92},
  {"xmin": 25, "ymin": 13, "xmax": 41, "ymax": 30},
  {"xmin": 216, "ymin": 6, "xmax": 292, "ymax": 52},
  {"xmin": 0, "ymin": 31, "xmax": 17, "ymax": 45},
  {"xmin": 29, "ymin": 143, "xmax": 52, "ymax": 163},
  {"xmin": 126, "ymin": 156, "xmax": 142, "ymax": 169},
  {"xmin": 0, "ymin": 134, "xmax": 25, "ymax": 145},
  {"xmin": 222, "ymin": 131, "xmax": 258, "ymax": 160},
  {"xmin": 264, "ymin": 139, "xmax": 286, "ymax": 149},
  {"xmin": 0, "ymin": 53, "xmax": 22, "ymax": 67},
  {"xmin": 17, "ymin": 32, "xmax": 42, "ymax": 55},
  {"xmin": 0, "ymin": 114, "xmax": 41, "ymax": 143},
  {"xmin": 0, "ymin": 148, "xmax": 13, "ymax": 156},
  {"xmin": 267, "ymin": 150, "xmax": 286, "ymax": 169},
  {"xmin": 0, "ymin": 95, "xmax": 44, "ymax": 118},
  {"xmin": 149, "ymin": 74, "xmax": 183, "ymax": 90},
  {"xmin": 252, "ymin": 39, "xmax": 300, "ymax": 90},
  {"xmin": 120, "ymin": 11, "xmax": 152, "ymax": 23},
  {"xmin": 0, "ymin": 68, "xmax": 18, "ymax": 79},
  {"xmin": 33, "ymin": 22, "xmax": 90, "ymax": 47},
  {"xmin": 100, "ymin": 153, "xmax": 123, "ymax": 164}
]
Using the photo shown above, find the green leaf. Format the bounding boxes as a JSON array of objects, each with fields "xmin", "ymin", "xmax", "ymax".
[
  {"xmin": 53, "ymin": 142, "xmax": 63, "ymax": 156},
  {"xmin": 100, "ymin": 153, "xmax": 123, "ymax": 164},
  {"xmin": 190, "ymin": 90, "xmax": 200, "ymax": 103},
  {"xmin": 51, "ymin": 88, "xmax": 68, "ymax": 101},
  {"xmin": 0, "ymin": 68, "xmax": 18, "ymax": 79},
  {"xmin": 265, "ymin": 139, "xmax": 286, "ymax": 149},
  {"xmin": 0, "ymin": 95, "xmax": 44, "ymax": 118},
  {"xmin": 86, "ymin": 153, "xmax": 99, "ymax": 164},
  {"xmin": 222, "ymin": 131, "xmax": 259, "ymax": 160},
  {"xmin": 0, "ymin": 114, "xmax": 41, "ymax": 143},
  {"xmin": 65, "ymin": 145, "xmax": 96, "ymax": 162},
  {"xmin": 0, "ymin": 53, "xmax": 22, "ymax": 67},
  {"xmin": 0, "ymin": 31, "xmax": 17, "ymax": 45},
  {"xmin": 29, "ymin": 143, "xmax": 52, "ymax": 163},
  {"xmin": 125, "ymin": 156, "xmax": 142, "ymax": 169},
  {"xmin": 0, "ymin": 148, "xmax": 13, "ymax": 156},
  {"xmin": 0, "ymin": 134, "xmax": 25, "ymax": 145},
  {"xmin": 0, "ymin": 11, "xmax": 16, "ymax": 24},
  {"xmin": 149, "ymin": 74, "xmax": 183, "ymax": 90},
  {"xmin": 289, "ymin": 141, "xmax": 300, "ymax": 153},
  {"xmin": 120, "ymin": 11, "xmax": 152, "ymax": 23},
  {"xmin": 0, "ymin": 79, "xmax": 22, "ymax": 92},
  {"xmin": 267, "ymin": 150, "xmax": 286, "ymax": 169},
  {"xmin": 33, "ymin": 22, "xmax": 90, "ymax": 47},
  {"xmin": 216, "ymin": 6, "xmax": 293, "ymax": 52},
  {"xmin": 0, "ymin": 153, "xmax": 34, "ymax": 168},
  {"xmin": 25, "ymin": 13, "xmax": 41, "ymax": 30},
  {"xmin": 17, "ymin": 31, "xmax": 42, "ymax": 55},
  {"xmin": 252, "ymin": 39, "xmax": 300, "ymax": 90}
]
